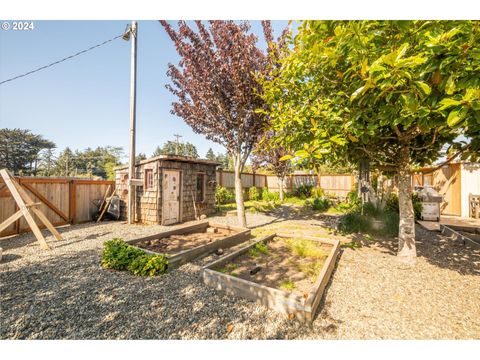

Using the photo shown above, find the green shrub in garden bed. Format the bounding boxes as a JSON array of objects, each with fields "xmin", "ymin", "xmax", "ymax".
[
  {"xmin": 248, "ymin": 186, "xmax": 261, "ymax": 201},
  {"xmin": 261, "ymin": 188, "xmax": 280, "ymax": 201},
  {"xmin": 101, "ymin": 239, "xmax": 168, "ymax": 276},
  {"xmin": 306, "ymin": 197, "xmax": 331, "ymax": 212},
  {"xmin": 101, "ymin": 238, "xmax": 145, "ymax": 271},
  {"xmin": 294, "ymin": 184, "xmax": 313, "ymax": 199},
  {"xmin": 215, "ymin": 186, "xmax": 235, "ymax": 204},
  {"xmin": 128, "ymin": 254, "xmax": 168, "ymax": 276}
]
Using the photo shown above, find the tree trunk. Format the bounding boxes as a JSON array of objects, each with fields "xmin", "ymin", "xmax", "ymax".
[
  {"xmin": 279, "ymin": 177, "xmax": 284, "ymax": 202},
  {"xmin": 233, "ymin": 153, "xmax": 247, "ymax": 228},
  {"xmin": 397, "ymin": 147, "xmax": 416, "ymax": 261}
]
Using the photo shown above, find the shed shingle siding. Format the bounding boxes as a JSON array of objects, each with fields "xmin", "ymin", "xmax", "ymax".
[{"xmin": 115, "ymin": 158, "xmax": 217, "ymax": 225}]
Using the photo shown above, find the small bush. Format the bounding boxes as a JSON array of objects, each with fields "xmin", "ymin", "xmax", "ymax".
[
  {"xmin": 382, "ymin": 211, "xmax": 400, "ymax": 237},
  {"xmin": 385, "ymin": 193, "xmax": 422, "ymax": 220},
  {"xmin": 338, "ymin": 213, "xmax": 372, "ymax": 234},
  {"xmin": 128, "ymin": 254, "xmax": 168, "ymax": 276},
  {"xmin": 363, "ymin": 202, "xmax": 383, "ymax": 217},
  {"xmin": 306, "ymin": 197, "xmax": 331, "ymax": 212},
  {"xmin": 101, "ymin": 238, "xmax": 168, "ymax": 276},
  {"xmin": 333, "ymin": 190, "xmax": 361, "ymax": 213},
  {"xmin": 248, "ymin": 186, "xmax": 261, "ymax": 201},
  {"xmin": 101, "ymin": 239, "xmax": 145, "ymax": 271},
  {"xmin": 385, "ymin": 193, "xmax": 399, "ymax": 213},
  {"xmin": 262, "ymin": 188, "xmax": 280, "ymax": 202},
  {"xmin": 338, "ymin": 210, "xmax": 400, "ymax": 237},
  {"xmin": 215, "ymin": 186, "xmax": 234, "ymax": 204},
  {"xmin": 294, "ymin": 184, "xmax": 314, "ymax": 199},
  {"xmin": 311, "ymin": 187, "xmax": 325, "ymax": 198},
  {"xmin": 412, "ymin": 194, "xmax": 423, "ymax": 221}
]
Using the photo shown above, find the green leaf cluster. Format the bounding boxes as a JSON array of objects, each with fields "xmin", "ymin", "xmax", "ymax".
[
  {"xmin": 248, "ymin": 186, "xmax": 261, "ymax": 201},
  {"xmin": 215, "ymin": 186, "xmax": 235, "ymax": 204},
  {"xmin": 260, "ymin": 21, "xmax": 480, "ymax": 168},
  {"xmin": 101, "ymin": 239, "xmax": 168, "ymax": 276},
  {"xmin": 128, "ymin": 254, "xmax": 169, "ymax": 276}
]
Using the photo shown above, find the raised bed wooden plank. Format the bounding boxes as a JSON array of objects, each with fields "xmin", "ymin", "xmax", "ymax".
[
  {"xmin": 126, "ymin": 221, "xmax": 251, "ymax": 270},
  {"xmin": 126, "ymin": 221, "xmax": 209, "ymax": 245},
  {"xmin": 440, "ymin": 224, "xmax": 480, "ymax": 249},
  {"xmin": 202, "ymin": 233, "xmax": 341, "ymax": 324}
]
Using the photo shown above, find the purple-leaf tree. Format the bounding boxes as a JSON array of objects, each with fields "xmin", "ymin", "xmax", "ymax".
[
  {"xmin": 251, "ymin": 131, "xmax": 292, "ymax": 201},
  {"xmin": 160, "ymin": 20, "xmax": 286, "ymax": 227}
]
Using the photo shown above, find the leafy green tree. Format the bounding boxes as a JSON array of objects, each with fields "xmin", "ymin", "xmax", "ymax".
[
  {"xmin": 261, "ymin": 21, "xmax": 480, "ymax": 261},
  {"xmin": 152, "ymin": 141, "xmax": 199, "ymax": 158},
  {"xmin": 215, "ymin": 152, "xmax": 233, "ymax": 170},
  {"xmin": 0, "ymin": 128, "xmax": 56, "ymax": 175}
]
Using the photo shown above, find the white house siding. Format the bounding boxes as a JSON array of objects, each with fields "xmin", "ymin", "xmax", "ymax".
[{"xmin": 461, "ymin": 162, "xmax": 480, "ymax": 217}]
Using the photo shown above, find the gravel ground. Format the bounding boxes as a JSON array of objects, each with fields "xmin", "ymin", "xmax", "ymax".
[{"xmin": 1, "ymin": 209, "xmax": 479, "ymax": 339}]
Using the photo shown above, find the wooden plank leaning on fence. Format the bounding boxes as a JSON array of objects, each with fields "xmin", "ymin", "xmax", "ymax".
[{"xmin": 0, "ymin": 169, "xmax": 63, "ymax": 249}]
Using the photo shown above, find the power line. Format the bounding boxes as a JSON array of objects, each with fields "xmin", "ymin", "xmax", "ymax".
[{"xmin": 0, "ymin": 33, "xmax": 124, "ymax": 86}]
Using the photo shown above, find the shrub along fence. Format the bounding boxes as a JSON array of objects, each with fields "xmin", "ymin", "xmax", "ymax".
[
  {"xmin": 0, "ymin": 177, "xmax": 114, "ymax": 237},
  {"xmin": 216, "ymin": 170, "xmax": 355, "ymax": 198}
]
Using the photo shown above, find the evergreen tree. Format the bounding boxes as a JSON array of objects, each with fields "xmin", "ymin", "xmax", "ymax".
[
  {"xmin": 0, "ymin": 128, "xmax": 55, "ymax": 175},
  {"xmin": 205, "ymin": 148, "xmax": 216, "ymax": 160},
  {"xmin": 152, "ymin": 141, "xmax": 199, "ymax": 158}
]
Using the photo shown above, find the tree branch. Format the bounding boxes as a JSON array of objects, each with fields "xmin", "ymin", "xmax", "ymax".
[{"xmin": 418, "ymin": 144, "xmax": 471, "ymax": 174}]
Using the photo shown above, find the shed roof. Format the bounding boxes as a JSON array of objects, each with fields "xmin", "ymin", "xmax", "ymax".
[{"xmin": 114, "ymin": 155, "xmax": 220, "ymax": 170}]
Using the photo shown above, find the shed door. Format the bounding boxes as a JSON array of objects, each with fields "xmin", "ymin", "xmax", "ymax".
[{"xmin": 162, "ymin": 170, "xmax": 181, "ymax": 225}]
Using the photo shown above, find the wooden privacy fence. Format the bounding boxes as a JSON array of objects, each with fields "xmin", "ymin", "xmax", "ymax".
[
  {"xmin": 0, "ymin": 177, "xmax": 114, "ymax": 238},
  {"xmin": 216, "ymin": 170, "xmax": 355, "ymax": 198}
]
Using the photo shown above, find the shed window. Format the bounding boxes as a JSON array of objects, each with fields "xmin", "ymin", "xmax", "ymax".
[
  {"xmin": 196, "ymin": 173, "xmax": 205, "ymax": 202},
  {"xmin": 145, "ymin": 169, "xmax": 154, "ymax": 190}
]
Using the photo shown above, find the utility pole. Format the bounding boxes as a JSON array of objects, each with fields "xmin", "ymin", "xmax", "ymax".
[
  {"xmin": 173, "ymin": 133, "xmax": 182, "ymax": 155},
  {"xmin": 125, "ymin": 21, "xmax": 138, "ymax": 225}
]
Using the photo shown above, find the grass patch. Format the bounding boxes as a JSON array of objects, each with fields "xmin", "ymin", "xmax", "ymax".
[
  {"xmin": 283, "ymin": 195, "xmax": 308, "ymax": 206},
  {"xmin": 217, "ymin": 200, "xmax": 280, "ymax": 214},
  {"xmin": 285, "ymin": 238, "xmax": 327, "ymax": 259},
  {"xmin": 279, "ymin": 279, "xmax": 296, "ymax": 291},
  {"xmin": 217, "ymin": 263, "xmax": 238, "ymax": 275},
  {"xmin": 341, "ymin": 241, "xmax": 362, "ymax": 250},
  {"xmin": 338, "ymin": 210, "xmax": 399, "ymax": 237},
  {"xmin": 298, "ymin": 261, "xmax": 324, "ymax": 282},
  {"xmin": 248, "ymin": 241, "xmax": 270, "ymax": 258},
  {"xmin": 247, "ymin": 200, "xmax": 280, "ymax": 214}
]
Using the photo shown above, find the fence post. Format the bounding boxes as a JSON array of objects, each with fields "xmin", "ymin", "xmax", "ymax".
[
  {"xmin": 219, "ymin": 169, "xmax": 223, "ymax": 187},
  {"xmin": 252, "ymin": 171, "xmax": 256, "ymax": 189},
  {"xmin": 290, "ymin": 175, "xmax": 293, "ymax": 193},
  {"xmin": 69, "ymin": 180, "xmax": 77, "ymax": 224}
]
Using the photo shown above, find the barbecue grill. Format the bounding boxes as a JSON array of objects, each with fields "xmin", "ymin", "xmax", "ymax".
[{"xmin": 416, "ymin": 186, "xmax": 444, "ymax": 222}]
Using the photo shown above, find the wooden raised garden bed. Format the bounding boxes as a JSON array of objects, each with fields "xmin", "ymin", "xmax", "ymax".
[
  {"xmin": 126, "ymin": 221, "xmax": 251, "ymax": 269},
  {"xmin": 440, "ymin": 224, "xmax": 480, "ymax": 249},
  {"xmin": 202, "ymin": 233, "xmax": 340, "ymax": 323}
]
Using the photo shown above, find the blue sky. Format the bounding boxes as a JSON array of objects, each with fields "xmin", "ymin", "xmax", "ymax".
[{"xmin": 0, "ymin": 20, "xmax": 290, "ymax": 161}]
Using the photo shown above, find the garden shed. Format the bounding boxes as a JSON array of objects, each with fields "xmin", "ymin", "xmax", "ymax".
[{"xmin": 115, "ymin": 155, "xmax": 219, "ymax": 225}]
